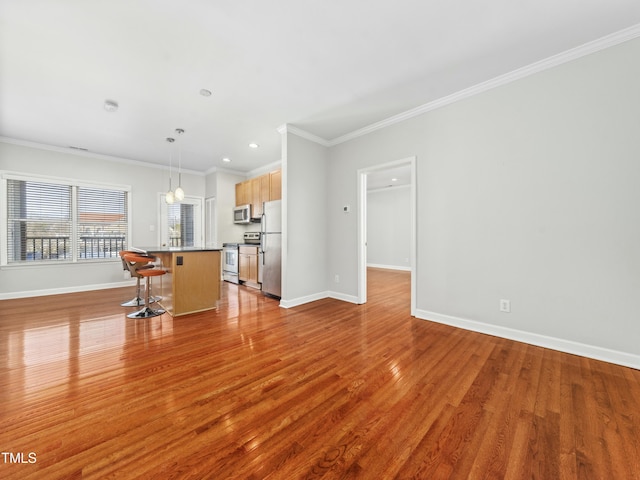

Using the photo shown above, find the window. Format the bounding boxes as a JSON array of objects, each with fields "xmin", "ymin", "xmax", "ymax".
[
  {"xmin": 159, "ymin": 195, "xmax": 203, "ymax": 248},
  {"xmin": 2, "ymin": 174, "xmax": 130, "ymax": 265},
  {"xmin": 77, "ymin": 186, "xmax": 128, "ymax": 259}
]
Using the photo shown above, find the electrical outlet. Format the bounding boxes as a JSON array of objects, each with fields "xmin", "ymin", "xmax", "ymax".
[
  {"xmin": 500, "ymin": 299, "xmax": 511, "ymax": 313},
  {"xmin": 334, "ymin": 274, "xmax": 340, "ymax": 283}
]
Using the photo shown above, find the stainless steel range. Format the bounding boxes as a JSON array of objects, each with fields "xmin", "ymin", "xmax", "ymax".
[
  {"xmin": 243, "ymin": 231, "xmax": 261, "ymax": 244},
  {"xmin": 222, "ymin": 243, "xmax": 239, "ymax": 284}
]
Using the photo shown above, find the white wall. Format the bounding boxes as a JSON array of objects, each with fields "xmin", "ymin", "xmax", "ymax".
[
  {"xmin": 367, "ymin": 186, "xmax": 411, "ymax": 270},
  {"xmin": 0, "ymin": 141, "xmax": 205, "ymax": 297},
  {"xmin": 326, "ymin": 37, "xmax": 640, "ymax": 367},
  {"xmin": 207, "ymin": 170, "xmax": 251, "ymax": 247},
  {"xmin": 281, "ymin": 131, "xmax": 328, "ymax": 306}
]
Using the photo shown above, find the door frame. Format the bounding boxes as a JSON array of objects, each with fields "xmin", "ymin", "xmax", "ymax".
[
  {"xmin": 357, "ymin": 156, "xmax": 416, "ymax": 315},
  {"xmin": 158, "ymin": 194, "xmax": 205, "ymax": 248}
]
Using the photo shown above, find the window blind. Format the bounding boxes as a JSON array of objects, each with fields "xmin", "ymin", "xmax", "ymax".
[
  {"xmin": 77, "ymin": 186, "xmax": 128, "ymax": 259},
  {"xmin": 4, "ymin": 177, "xmax": 129, "ymax": 264},
  {"xmin": 7, "ymin": 179, "xmax": 72, "ymax": 262}
]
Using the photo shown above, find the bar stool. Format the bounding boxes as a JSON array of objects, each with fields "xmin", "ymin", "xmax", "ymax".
[
  {"xmin": 119, "ymin": 250, "xmax": 159, "ymax": 307},
  {"xmin": 124, "ymin": 253, "xmax": 166, "ymax": 319}
]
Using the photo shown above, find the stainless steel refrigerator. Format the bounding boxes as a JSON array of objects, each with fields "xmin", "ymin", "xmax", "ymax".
[{"xmin": 260, "ymin": 199, "xmax": 282, "ymax": 298}]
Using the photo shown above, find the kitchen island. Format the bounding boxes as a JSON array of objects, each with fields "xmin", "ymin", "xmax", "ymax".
[{"xmin": 134, "ymin": 247, "xmax": 221, "ymax": 317}]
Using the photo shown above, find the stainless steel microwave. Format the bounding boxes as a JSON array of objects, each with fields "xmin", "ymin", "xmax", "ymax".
[{"xmin": 233, "ymin": 204, "xmax": 251, "ymax": 224}]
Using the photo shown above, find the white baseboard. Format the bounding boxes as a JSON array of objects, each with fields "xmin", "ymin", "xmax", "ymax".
[
  {"xmin": 328, "ymin": 291, "xmax": 361, "ymax": 304},
  {"xmin": 416, "ymin": 309, "xmax": 640, "ymax": 371},
  {"xmin": 280, "ymin": 291, "xmax": 330, "ymax": 309},
  {"xmin": 367, "ymin": 263, "xmax": 411, "ymax": 272},
  {"xmin": 280, "ymin": 290, "xmax": 361, "ymax": 308},
  {"xmin": 0, "ymin": 280, "xmax": 136, "ymax": 300}
]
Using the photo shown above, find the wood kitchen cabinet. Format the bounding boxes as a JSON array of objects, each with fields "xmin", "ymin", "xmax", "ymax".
[
  {"xmin": 238, "ymin": 245, "xmax": 260, "ymax": 289},
  {"xmin": 235, "ymin": 169, "xmax": 281, "ymax": 213},
  {"xmin": 250, "ymin": 174, "xmax": 270, "ymax": 218},
  {"xmin": 235, "ymin": 181, "xmax": 250, "ymax": 207},
  {"xmin": 269, "ymin": 169, "xmax": 281, "ymax": 200},
  {"xmin": 150, "ymin": 249, "xmax": 221, "ymax": 317}
]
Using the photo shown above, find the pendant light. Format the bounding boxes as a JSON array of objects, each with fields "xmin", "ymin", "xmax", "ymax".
[
  {"xmin": 174, "ymin": 128, "xmax": 185, "ymax": 201},
  {"xmin": 165, "ymin": 137, "xmax": 175, "ymax": 204}
]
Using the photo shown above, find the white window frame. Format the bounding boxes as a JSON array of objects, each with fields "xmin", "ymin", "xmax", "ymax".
[{"xmin": 1, "ymin": 171, "xmax": 132, "ymax": 267}]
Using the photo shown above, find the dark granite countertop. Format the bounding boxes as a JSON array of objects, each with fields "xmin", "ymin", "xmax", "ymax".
[{"xmin": 132, "ymin": 246, "xmax": 222, "ymax": 254}]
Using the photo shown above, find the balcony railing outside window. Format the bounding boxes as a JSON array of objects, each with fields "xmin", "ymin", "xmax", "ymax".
[
  {"xmin": 22, "ymin": 235, "xmax": 126, "ymax": 260},
  {"xmin": 4, "ymin": 177, "xmax": 130, "ymax": 265},
  {"xmin": 79, "ymin": 235, "xmax": 126, "ymax": 258},
  {"xmin": 25, "ymin": 236, "xmax": 71, "ymax": 260}
]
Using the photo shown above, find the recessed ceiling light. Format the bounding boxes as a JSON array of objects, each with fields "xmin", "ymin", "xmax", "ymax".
[
  {"xmin": 249, "ymin": 142, "xmax": 259, "ymax": 149},
  {"xmin": 104, "ymin": 99, "xmax": 118, "ymax": 112},
  {"xmin": 222, "ymin": 157, "xmax": 231, "ymax": 163},
  {"xmin": 391, "ymin": 178, "xmax": 398, "ymax": 182},
  {"xmin": 199, "ymin": 89, "xmax": 212, "ymax": 97}
]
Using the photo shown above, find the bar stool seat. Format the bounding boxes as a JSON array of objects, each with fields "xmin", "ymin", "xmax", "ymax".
[
  {"xmin": 120, "ymin": 250, "xmax": 159, "ymax": 307},
  {"xmin": 124, "ymin": 254, "xmax": 166, "ymax": 319}
]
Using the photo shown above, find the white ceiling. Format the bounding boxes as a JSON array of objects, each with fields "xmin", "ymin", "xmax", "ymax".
[{"xmin": 2, "ymin": 1, "xmax": 640, "ymax": 174}]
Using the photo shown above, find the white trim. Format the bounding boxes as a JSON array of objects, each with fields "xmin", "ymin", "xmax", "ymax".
[
  {"xmin": 276, "ymin": 124, "xmax": 330, "ymax": 146},
  {"xmin": 245, "ymin": 160, "xmax": 283, "ymax": 179},
  {"xmin": 416, "ymin": 309, "xmax": 640, "ymax": 371},
  {"xmin": 357, "ymin": 170, "xmax": 368, "ymax": 305},
  {"xmin": 158, "ymin": 194, "xmax": 205, "ymax": 248},
  {"xmin": 368, "ymin": 184, "xmax": 410, "ymax": 194},
  {"xmin": 1, "ymin": 170, "xmax": 131, "ymax": 192},
  {"xmin": 357, "ymin": 157, "xmax": 417, "ymax": 315},
  {"xmin": 279, "ymin": 290, "xmax": 361, "ymax": 308},
  {"xmin": 1, "ymin": 171, "xmax": 132, "ymax": 267},
  {"xmin": 281, "ymin": 24, "xmax": 640, "ymax": 148},
  {"xmin": 0, "ymin": 137, "xmax": 205, "ymax": 176},
  {"xmin": 328, "ymin": 291, "xmax": 361, "ymax": 304},
  {"xmin": 279, "ymin": 291, "xmax": 329, "ymax": 308},
  {"xmin": 0, "ymin": 280, "xmax": 136, "ymax": 300},
  {"xmin": 204, "ymin": 165, "xmax": 249, "ymax": 176},
  {"xmin": 367, "ymin": 263, "xmax": 411, "ymax": 271}
]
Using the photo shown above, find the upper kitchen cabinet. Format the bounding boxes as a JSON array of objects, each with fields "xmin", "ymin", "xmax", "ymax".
[
  {"xmin": 269, "ymin": 170, "xmax": 281, "ymax": 201},
  {"xmin": 235, "ymin": 181, "xmax": 250, "ymax": 207},
  {"xmin": 251, "ymin": 174, "xmax": 270, "ymax": 218},
  {"xmin": 235, "ymin": 169, "xmax": 281, "ymax": 216}
]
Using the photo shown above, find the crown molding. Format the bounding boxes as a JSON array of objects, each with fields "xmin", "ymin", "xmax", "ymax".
[
  {"xmin": 289, "ymin": 23, "xmax": 640, "ymax": 148},
  {"xmin": 0, "ymin": 136, "xmax": 206, "ymax": 176},
  {"xmin": 277, "ymin": 124, "xmax": 330, "ymax": 146},
  {"xmin": 203, "ymin": 165, "xmax": 248, "ymax": 177},
  {"xmin": 246, "ymin": 160, "xmax": 282, "ymax": 179}
]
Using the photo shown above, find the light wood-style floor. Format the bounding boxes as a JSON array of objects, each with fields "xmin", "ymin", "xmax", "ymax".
[{"xmin": 1, "ymin": 268, "xmax": 639, "ymax": 479}]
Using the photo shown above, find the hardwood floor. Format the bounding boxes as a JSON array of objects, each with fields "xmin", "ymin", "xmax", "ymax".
[{"xmin": 1, "ymin": 268, "xmax": 639, "ymax": 479}]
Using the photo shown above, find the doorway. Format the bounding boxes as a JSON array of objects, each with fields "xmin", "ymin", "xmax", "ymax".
[
  {"xmin": 159, "ymin": 195, "xmax": 204, "ymax": 247},
  {"xmin": 357, "ymin": 157, "xmax": 416, "ymax": 315}
]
